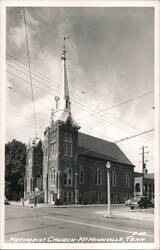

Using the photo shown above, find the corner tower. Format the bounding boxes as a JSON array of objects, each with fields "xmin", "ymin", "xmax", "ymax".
[{"xmin": 43, "ymin": 42, "xmax": 80, "ymax": 204}]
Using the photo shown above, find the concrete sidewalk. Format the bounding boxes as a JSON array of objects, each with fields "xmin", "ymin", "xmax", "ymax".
[
  {"xmin": 96, "ymin": 209, "xmax": 154, "ymax": 222},
  {"xmin": 8, "ymin": 201, "xmax": 125, "ymax": 208}
]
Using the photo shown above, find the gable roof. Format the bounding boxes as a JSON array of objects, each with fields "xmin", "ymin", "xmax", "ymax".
[{"xmin": 78, "ymin": 132, "xmax": 133, "ymax": 166}]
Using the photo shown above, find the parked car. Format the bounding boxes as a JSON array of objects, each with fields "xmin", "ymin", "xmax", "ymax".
[
  {"xmin": 125, "ymin": 198, "xmax": 131, "ymax": 206},
  {"xmin": 127, "ymin": 196, "xmax": 152, "ymax": 209}
]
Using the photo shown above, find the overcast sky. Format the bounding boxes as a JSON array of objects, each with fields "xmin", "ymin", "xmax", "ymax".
[{"xmin": 6, "ymin": 6, "xmax": 154, "ymax": 173}]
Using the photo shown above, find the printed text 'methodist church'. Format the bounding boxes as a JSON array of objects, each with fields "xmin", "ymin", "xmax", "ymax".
[{"xmin": 24, "ymin": 46, "xmax": 135, "ymax": 205}]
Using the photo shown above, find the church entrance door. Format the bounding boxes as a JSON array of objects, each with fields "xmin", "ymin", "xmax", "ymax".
[{"xmin": 51, "ymin": 192, "xmax": 57, "ymax": 204}]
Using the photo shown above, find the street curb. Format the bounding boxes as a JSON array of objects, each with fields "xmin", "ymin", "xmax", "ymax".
[
  {"xmin": 97, "ymin": 211, "xmax": 154, "ymax": 222},
  {"xmin": 9, "ymin": 202, "xmax": 126, "ymax": 208}
]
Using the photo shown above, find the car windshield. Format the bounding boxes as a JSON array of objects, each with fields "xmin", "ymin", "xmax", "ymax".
[{"xmin": 132, "ymin": 197, "xmax": 141, "ymax": 201}]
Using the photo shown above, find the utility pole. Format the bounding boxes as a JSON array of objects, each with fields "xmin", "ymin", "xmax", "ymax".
[
  {"xmin": 33, "ymin": 145, "xmax": 37, "ymax": 207},
  {"xmin": 32, "ymin": 139, "xmax": 39, "ymax": 207},
  {"xmin": 139, "ymin": 146, "xmax": 149, "ymax": 195}
]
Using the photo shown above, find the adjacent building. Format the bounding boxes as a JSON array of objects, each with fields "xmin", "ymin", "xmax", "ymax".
[{"xmin": 134, "ymin": 171, "xmax": 154, "ymax": 199}]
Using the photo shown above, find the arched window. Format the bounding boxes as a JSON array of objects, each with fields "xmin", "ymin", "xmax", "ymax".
[
  {"xmin": 64, "ymin": 169, "xmax": 67, "ymax": 185},
  {"xmin": 68, "ymin": 168, "xmax": 72, "ymax": 186},
  {"xmin": 112, "ymin": 170, "xmax": 117, "ymax": 187},
  {"xmin": 144, "ymin": 183, "xmax": 147, "ymax": 194},
  {"xmin": 95, "ymin": 168, "xmax": 101, "ymax": 185},
  {"xmin": 64, "ymin": 168, "xmax": 72, "ymax": 186},
  {"xmin": 79, "ymin": 168, "xmax": 84, "ymax": 184},
  {"xmin": 135, "ymin": 183, "xmax": 140, "ymax": 192}
]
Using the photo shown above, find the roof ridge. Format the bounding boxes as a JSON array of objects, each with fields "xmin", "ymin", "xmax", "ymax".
[
  {"xmin": 78, "ymin": 132, "xmax": 133, "ymax": 166},
  {"xmin": 78, "ymin": 132, "xmax": 115, "ymax": 145}
]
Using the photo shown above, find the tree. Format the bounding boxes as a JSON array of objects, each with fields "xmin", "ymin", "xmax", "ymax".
[{"xmin": 5, "ymin": 139, "xmax": 26, "ymax": 201}]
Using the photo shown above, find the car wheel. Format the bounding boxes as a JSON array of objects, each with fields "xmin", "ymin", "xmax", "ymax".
[{"xmin": 130, "ymin": 207, "xmax": 134, "ymax": 210}]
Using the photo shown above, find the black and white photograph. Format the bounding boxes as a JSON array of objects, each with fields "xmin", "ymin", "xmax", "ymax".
[{"xmin": 0, "ymin": 0, "xmax": 160, "ymax": 249}]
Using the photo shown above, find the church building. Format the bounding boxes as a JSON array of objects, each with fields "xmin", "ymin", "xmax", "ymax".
[{"xmin": 24, "ymin": 45, "xmax": 135, "ymax": 205}]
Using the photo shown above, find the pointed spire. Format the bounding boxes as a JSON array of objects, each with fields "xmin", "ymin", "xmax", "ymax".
[
  {"xmin": 57, "ymin": 37, "xmax": 71, "ymax": 112},
  {"xmin": 53, "ymin": 38, "xmax": 80, "ymax": 129}
]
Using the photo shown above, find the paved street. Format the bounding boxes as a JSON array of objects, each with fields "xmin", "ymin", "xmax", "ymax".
[{"xmin": 5, "ymin": 204, "xmax": 154, "ymax": 244}]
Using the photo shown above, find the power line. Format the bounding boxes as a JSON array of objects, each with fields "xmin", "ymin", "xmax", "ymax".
[
  {"xmin": 7, "ymin": 60, "xmax": 101, "ymax": 113},
  {"xmin": 7, "ymin": 55, "xmax": 108, "ymax": 109},
  {"xmin": 7, "ymin": 69, "xmax": 153, "ymax": 137},
  {"xmin": 7, "ymin": 53, "xmax": 154, "ymax": 117},
  {"xmin": 6, "ymin": 71, "xmax": 54, "ymax": 96},
  {"xmin": 7, "ymin": 70, "xmax": 91, "ymax": 112},
  {"xmin": 8, "ymin": 82, "xmax": 123, "ymax": 136},
  {"xmin": 79, "ymin": 90, "xmax": 154, "ymax": 120},
  {"xmin": 6, "ymin": 73, "xmax": 154, "ymax": 143},
  {"xmin": 7, "ymin": 69, "xmax": 129, "ymax": 132},
  {"xmin": 7, "ymin": 70, "xmax": 90, "ymax": 114},
  {"xmin": 6, "ymin": 53, "xmax": 60, "ymax": 87},
  {"xmin": 23, "ymin": 7, "xmax": 37, "ymax": 137},
  {"xmin": 7, "ymin": 54, "xmax": 153, "ymax": 115},
  {"xmin": 115, "ymin": 129, "xmax": 154, "ymax": 143},
  {"xmin": 7, "ymin": 85, "xmax": 127, "ymax": 140},
  {"xmin": 7, "ymin": 62, "xmax": 58, "ymax": 92},
  {"xmin": 8, "ymin": 115, "xmax": 48, "ymax": 126},
  {"xmin": 6, "ymin": 54, "xmax": 154, "ymax": 136},
  {"xmin": 8, "ymin": 87, "xmax": 51, "ymax": 109},
  {"xmin": 6, "ymin": 42, "xmax": 154, "ymax": 143}
]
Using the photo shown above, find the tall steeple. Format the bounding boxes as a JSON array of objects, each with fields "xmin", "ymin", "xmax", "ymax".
[
  {"xmin": 53, "ymin": 39, "xmax": 80, "ymax": 129},
  {"xmin": 54, "ymin": 37, "xmax": 70, "ymax": 113},
  {"xmin": 58, "ymin": 43, "xmax": 71, "ymax": 111}
]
